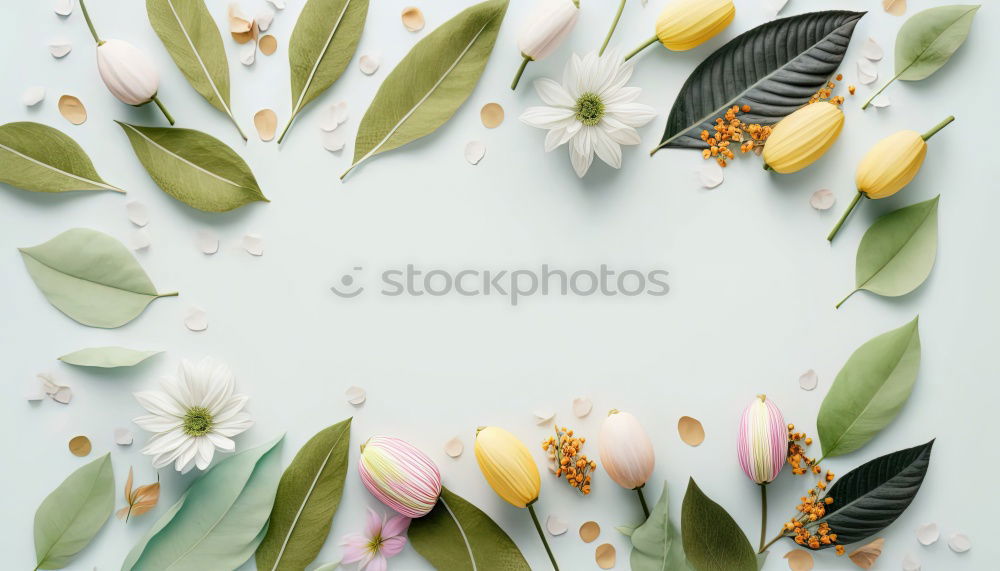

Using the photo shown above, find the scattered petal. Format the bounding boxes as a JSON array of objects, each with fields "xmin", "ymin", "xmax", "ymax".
[
  {"xmin": 26, "ymin": 377, "xmax": 46, "ymax": 401},
  {"xmin": 126, "ymin": 200, "xmax": 149, "ymax": 227},
  {"xmin": 267, "ymin": 0, "xmax": 285, "ymax": 9},
  {"xmin": 184, "ymin": 306, "xmax": 208, "ymax": 332},
  {"xmin": 534, "ymin": 409, "xmax": 555, "ymax": 425},
  {"xmin": 810, "ymin": 189, "xmax": 835, "ymax": 211},
  {"xmin": 259, "ymin": 34, "xmax": 278, "ymax": 56},
  {"xmin": 948, "ymin": 533, "xmax": 971, "ymax": 553},
  {"xmin": 49, "ymin": 41, "xmax": 72, "ymax": 58},
  {"xmin": 401, "ymin": 6, "xmax": 425, "ymax": 32},
  {"xmin": 872, "ymin": 94, "xmax": 892, "ymax": 108},
  {"xmin": 243, "ymin": 233, "xmax": 264, "ymax": 256},
  {"xmin": 546, "ymin": 515, "xmax": 568, "ymax": 536},
  {"xmin": 698, "ymin": 161, "xmax": 724, "ymax": 188},
  {"xmin": 882, "ymin": 0, "xmax": 906, "ymax": 17},
  {"xmin": 359, "ymin": 53, "xmax": 380, "ymax": 75},
  {"xmin": 862, "ymin": 37, "xmax": 884, "ymax": 61},
  {"xmin": 783, "ymin": 549, "xmax": 813, "ymax": 571},
  {"xmin": 321, "ymin": 100, "xmax": 349, "ymax": 131},
  {"xmin": 39, "ymin": 373, "xmax": 74, "ymax": 404},
  {"xmin": 254, "ymin": 108, "xmax": 277, "ymax": 141},
  {"xmin": 240, "ymin": 40, "xmax": 257, "ymax": 66},
  {"xmin": 114, "ymin": 428, "xmax": 134, "ymax": 446},
  {"xmin": 480, "ymin": 102, "xmax": 505, "ymax": 128},
  {"xmin": 22, "ymin": 86, "xmax": 45, "ymax": 107},
  {"xmin": 256, "ymin": 7, "xmax": 275, "ymax": 32},
  {"xmin": 228, "ymin": 4, "xmax": 254, "ymax": 41},
  {"xmin": 54, "ymin": 0, "xmax": 74, "ymax": 16},
  {"xmin": 69, "ymin": 435, "xmax": 92, "ymax": 457},
  {"xmin": 799, "ymin": 369, "xmax": 819, "ymax": 391},
  {"xmin": 464, "ymin": 140, "xmax": 486, "ymax": 165},
  {"xmin": 197, "ymin": 229, "xmax": 219, "ymax": 254},
  {"xmin": 916, "ymin": 523, "xmax": 939, "ymax": 546},
  {"xmin": 58, "ymin": 94, "xmax": 87, "ymax": 125},
  {"xmin": 677, "ymin": 416, "xmax": 705, "ymax": 446},
  {"xmin": 52, "ymin": 386, "xmax": 73, "ymax": 404},
  {"xmin": 130, "ymin": 228, "xmax": 151, "ymax": 250},
  {"xmin": 346, "ymin": 385, "xmax": 366, "ymax": 406},
  {"xmin": 595, "ymin": 543, "xmax": 616, "ymax": 569},
  {"xmin": 848, "ymin": 538, "xmax": 884, "ymax": 569},
  {"xmin": 762, "ymin": 0, "xmax": 789, "ymax": 20},
  {"xmin": 857, "ymin": 59, "xmax": 878, "ymax": 85},
  {"xmin": 322, "ymin": 128, "xmax": 348, "ymax": 152},
  {"xmin": 579, "ymin": 521, "xmax": 600, "ymax": 543},
  {"xmin": 572, "ymin": 396, "xmax": 592, "ymax": 418},
  {"xmin": 901, "ymin": 553, "xmax": 920, "ymax": 571},
  {"xmin": 444, "ymin": 437, "xmax": 463, "ymax": 458}
]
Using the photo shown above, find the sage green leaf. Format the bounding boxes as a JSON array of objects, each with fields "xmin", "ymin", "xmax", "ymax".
[
  {"xmin": 19, "ymin": 228, "xmax": 177, "ymax": 329},
  {"xmin": 409, "ymin": 487, "xmax": 531, "ymax": 570},
  {"xmin": 0, "ymin": 122, "xmax": 124, "ymax": 193},
  {"xmin": 630, "ymin": 481, "xmax": 691, "ymax": 571},
  {"xmin": 116, "ymin": 122, "xmax": 267, "ymax": 212},
  {"xmin": 818, "ymin": 317, "xmax": 921, "ymax": 458},
  {"xmin": 146, "ymin": 0, "xmax": 248, "ymax": 140},
  {"xmin": 681, "ymin": 478, "xmax": 756, "ymax": 571},
  {"xmin": 812, "ymin": 440, "xmax": 934, "ymax": 546},
  {"xmin": 123, "ymin": 436, "xmax": 284, "ymax": 571},
  {"xmin": 58, "ymin": 347, "xmax": 162, "ymax": 368},
  {"xmin": 838, "ymin": 196, "xmax": 939, "ymax": 308},
  {"xmin": 344, "ymin": 0, "xmax": 509, "ymax": 179},
  {"xmin": 655, "ymin": 11, "xmax": 864, "ymax": 152},
  {"xmin": 278, "ymin": 0, "xmax": 370, "ymax": 144},
  {"xmin": 34, "ymin": 453, "xmax": 114, "ymax": 569},
  {"xmin": 256, "ymin": 419, "xmax": 352, "ymax": 571},
  {"xmin": 864, "ymin": 5, "xmax": 980, "ymax": 109}
]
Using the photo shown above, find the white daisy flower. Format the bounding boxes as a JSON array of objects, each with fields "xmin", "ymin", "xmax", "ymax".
[
  {"xmin": 520, "ymin": 49, "xmax": 657, "ymax": 177},
  {"xmin": 133, "ymin": 357, "xmax": 253, "ymax": 473}
]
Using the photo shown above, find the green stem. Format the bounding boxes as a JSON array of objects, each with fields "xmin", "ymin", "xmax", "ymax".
[
  {"xmin": 151, "ymin": 96, "xmax": 175, "ymax": 125},
  {"xmin": 78, "ymin": 0, "xmax": 103, "ymax": 44},
  {"xmin": 827, "ymin": 191, "xmax": 863, "ymax": 242},
  {"xmin": 758, "ymin": 531, "xmax": 786, "ymax": 554},
  {"xmin": 511, "ymin": 55, "xmax": 531, "ymax": 90},
  {"xmin": 634, "ymin": 485, "xmax": 650, "ymax": 519},
  {"xmin": 922, "ymin": 115, "xmax": 955, "ymax": 141},
  {"xmin": 624, "ymin": 36, "xmax": 658, "ymax": 62},
  {"xmin": 527, "ymin": 503, "xmax": 559, "ymax": 570},
  {"xmin": 758, "ymin": 484, "xmax": 768, "ymax": 552},
  {"xmin": 861, "ymin": 71, "xmax": 901, "ymax": 110},
  {"xmin": 836, "ymin": 289, "xmax": 858, "ymax": 310},
  {"xmin": 599, "ymin": 0, "xmax": 628, "ymax": 56},
  {"xmin": 157, "ymin": 291, "xmax": 180, "ymax": 298},
  {"xmin": 276, "ymin": 114, "xmax": 297, "ymax": 145}
]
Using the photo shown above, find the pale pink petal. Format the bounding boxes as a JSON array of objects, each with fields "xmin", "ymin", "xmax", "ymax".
[
  {"xmin": 365, "ymin": 507, "xmax": 383, "ymax": 538},
  {"xmin": 341, "ymin": 534, "xmax": 369, "ymax": 564},
  {"xmin": 382, "ymin": 515, "xmax": 411, "ymax": 539},
  {"xmin": 364, "ymin": 554, "xmax": 387, "ymax": 571},
  {"xmin": 380, "ymin": 535, "xmax": 408, "ymax": 558}
]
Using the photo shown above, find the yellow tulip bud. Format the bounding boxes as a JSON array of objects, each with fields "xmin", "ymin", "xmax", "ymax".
[
  {"xmin": 655, "ymin": 0, "xmax": 735, "ymax": 51},
  {"xmin": 474, "ymin": 426, "xmax": 540, "ymax": 508},
  {"xmin": 856, "ymin": 130, "xmax": 927, "ymax": 199},
  {"xmin": 762, "ymin": 102, "xmax": 844, "ymax": 174}
]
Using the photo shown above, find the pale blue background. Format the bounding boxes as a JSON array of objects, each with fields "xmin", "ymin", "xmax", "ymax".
[{"xmin": 1, "ymin": 0, "xmax": 995, "ymax": 569}]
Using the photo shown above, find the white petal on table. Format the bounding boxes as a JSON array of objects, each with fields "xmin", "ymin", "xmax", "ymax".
[
  {"xmin": 25, "ymin": 378, "xmax": 46, "ymax": 401},
  {"xmin": 916, "ymin": 523, "xmax": 939, "ymax": 545},
  {"xmin": 857, "ymin": 59, "xmax": 878, "ymax": 85},
  {"xmin": 240, "ymin": 40, "xmax": 257, "ymax": 66},
  {"xmin": 266, "ymin": 0, "xmax": 285, "ymax": 9},
  {"xmin": 359, "ymin": 53, "xmax": 380, "ymax": 75},
  {"xmin": 320, "ymin": 101, "xmax": 349, "ymax": 131},
  {"xmin": 22, "ymin": 86, "xmax": 45, "ymax": 106},
  {"xmin": 345, "ymin": 385, "xmax": 366, "ymax": 406},
  {"xmin": 126, "ymin": 200, "xmax": 149, "ymax": 227},
  {"xmin": 243, "ymin": 233, "xmax": 264, "ymax": 256},
  {"xmin": 114, "ymin": 428, "xmax": 134, "ymax": 446},
  {"xmin": 901, "ymin": 553, "xmax": 921, "ymax": 571},
  {"xmin": 444, "ymin": 437, "xmax": 464, "ymax": 458},
  {"xmin": 197, "ymin": 229, "xmax": 219, "ymax": 254},
  {"xmin": 799, "ymin": 369, "xmax": 819, "ymax": 391},
  {"xmin": 572, "ymin": 396, "xmax": 593, "ymax": 418},
  {"xmin": 871, "ymin": 94, "xmax": 892, "ymax": 108},
  {"xmin": 698, "ymin": 161, "xmax": 724, "ymax": 188},
  {"xmin": 761, "ymin": 0, "xmax": 788, "ymax": 20},
  {"xmin": 131, "ymin": 228, "xmax": 151, "ymax": 250},
  {"xmin": 534, "ymin": 409, "xmax": 555, "ymax": 425},
  {"xmin": 464, "ymin": 141, "xmax": 486, "ymax": 165},
  {"xmin": 54, "ymin": 0, "xmax": 74, "ymax": 16},
  {"xmin": 184, "ymin": 307, "xmax": 208, "ymax": 331},
  {"xmin": 862, "ymin": 37, "xmax": 884, "ymax": 61},
  {"xmin": 546, "ymin": 515, "xmax": 568, "ymax": 536},
  {"xmin": 322, "ymin": 128, "xmax": 348, "ymax": 152},
  {"xmin": 948, "ymin": 533, "xmax": 971, "ymax": 553},
  {"xmin": 810, "ymin": 189, "xmax": 836, "ymax": 210},
  {"xmin": 49, "ymin": 41, "xmax": 72, "ymax": 58},
  {"xmin": 256, "ymin": 8, "xmax": 275, "ymax": 32}
]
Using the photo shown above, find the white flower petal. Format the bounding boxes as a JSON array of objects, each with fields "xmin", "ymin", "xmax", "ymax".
[
  {"xmin": 214, "ymin": 412, "xmax": 254, "ymax": 437},
  {"xmin": 591, "ymin": 127, "xmax": 623, "ymax": 169},
  {"xmin": 603, "ymin": 86, "xmax": 641, "ymax": 106},
  {"xmin": 533, "ymin": 78, "xmax": 574, "ymax": 108},
  {"xmin": 142, "ymin": 428, "xmax": 189, "ymax": 456},
  {"xmin": 213, "ymin": 393, "xmax": 249, "ymax": 422},
  {"xmin": 601, "ymin": 118, "xmax": 642, "ymax": 145},
  {"xmin": 606, "ymin": 102, "xmax": 657, "ymax": 128},
  {"xmin": 520, "ymin": 106, "xmax": 575, "ymax": 129},
  {"xmin": 195, "ymin": 437, "xmax": 216, "ymax": 470},
  {"xmin": 134, "ymin": 390, "xmax": 184, "ymax": 418},
  {"xmin": 563, "ymin": 53, "xmax": 583, "ymax": 98},
  {"xmin": 133, "ymin": 414, "xmax": 181, "ymax": 433},
  {"xmin": 570, "ymin": 130, "xmax": 594, "ymax": 177},
  {"xmin": 207, "ymin": 433, "xmax": 236, "ymax": 452},
  {"xmin": 175, "ymin": 439, "xmax": 200, "ymax": 472}
]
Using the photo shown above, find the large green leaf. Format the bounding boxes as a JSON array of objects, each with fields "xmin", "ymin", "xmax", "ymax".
[
  {"xmin": 680, "ymin": 479, "xmax": 756, "ymax": 571},
  {"xmin": 19, "ymin": 228, "xmax": 177, "ymax": 328},
  {"xmin": 344, "ymin": 0, "xmax": 509, "ymax": 179},
  {"xmin": 256, "ymin": 419, "xmax": 352, "ymax": 571},
  {"xmin": 123, "ymin": 436, "xmax": 284, "ymax": 570},
  {"xmin": 630, "ymin": 481, "xmax": 691, "ymax": 571},
  {"xmin": 34, "ymin": 454, "xmax": 115, "ymax": 570},
  {"xmin": 278, "ymin": 0, "xmax": 370, "ymax": 144},
  {"xmin": 654, "ymin": 11, "xmax": 863, "ymax": 152},
  {"xmin": 812, "ymin": 440, "xmax": 934, "ymax": 546},
  {"xmin": 839, "ymin": 196, "xmax": 939, "ymax": 308},
  {"xmin": 0, "ymin": 122, "xmax": 124, "ymax": 193},
  {"xmin": 146, "ymin": 0, "xmax": 247, "ymax": 140},
  {"xmin": 818, "ymin": 317, "xmax": 921, "ymax": 458},
  {"xmin": 409, "ymin": 487, "xmax": 530, "ymax": 570},
  {"xmin": 58, "ymin": 346, "xmax": 162, "ymax": 368},
  {"xmin": 117, "ymin": 122, "xmax": 267, "ymax": 212}
]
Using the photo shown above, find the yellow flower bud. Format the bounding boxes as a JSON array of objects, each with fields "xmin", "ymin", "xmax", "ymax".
[
  {"xmin": 474, "ymin": 426, "xmax": 540, "ymax": 508},
  {"xmin": 855, "ymin": 130, "xmax": 927, "ymax": 199},
  {"xmin": 655, "ymin": 0, "xmax": 735, "ymax": 51},
  {"xmin": 763, "ymin": 102, "xmax": 844, "ymax": 174}
]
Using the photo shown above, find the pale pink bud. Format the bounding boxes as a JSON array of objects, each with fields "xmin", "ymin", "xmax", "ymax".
[
  {"xmin": 517, "ymin": 0, "xmax": 580, "ymax": 61},
  {"xmin": 359, "ymin": 436, "xmax": 442, "ymax": 518},
  {"xmin": 737, "ymin": 395, "xmax": 788, "ymax": 484},
  {"xmin": 598, "ymin": 410, "xmax": 655, "ymax": 490},
  {"xmin": 96, "ymin": 39, "xmax": 160, "ymax": 106}
]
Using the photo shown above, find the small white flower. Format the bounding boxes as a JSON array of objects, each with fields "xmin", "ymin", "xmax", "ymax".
[
  {"xmin": 133, "ymin": 357, "xmax": 253, "ymax": 473},
  {"xmin": 520, "ymin": 49, "xmax": 656, "ymax": 178}
]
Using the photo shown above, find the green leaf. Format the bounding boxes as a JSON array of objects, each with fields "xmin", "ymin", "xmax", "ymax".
[
  {"xmin": 0, "ymin": 122, "xmax": 124, "ymax": 193},
  {"xmin": 34, "ymin": 453, "xmax": 115, "ymax": 570},
  {"xmin": 630, "ymin": 481, "xmax": 691, "ymax": 571},
  {"xmin": 344, "ymin": 0, "xmax": 509, "ymax": 179},
  {"xmin": 681, "ymin": 478, "xmax": 756, "ymax": 571},
  {"xmin": 256, "ymin": 419, "xmax": 352, "ymax": 571},
  {"xmin": 146, "ymin": 0, "xmax": 248, "ymax": 141},
  {"xmin": 58, "ymin": 347, "xmax": 162, "ymax": 368},
  {"xmin": 818, "ymin": 317, "xmax": 921, "ymax": 458},
  {"xmin": 654, "ymin": 11, "xmax": 864, "ymax": 152},
  {"xmin": 409, "ymin": 487, "xmax": 531, "ymax": 570},
  {"xmin": 123, "ymin": 436, "xmax": 284, "ymax": 570},
  {"xmin": 279, "ymin": 0, "xmax": 370, "ymax": 144},
  {"xmin": 19, "ymin": 228, "xmax": 177, "ymax": 329},
  {"xmin": 812, "ymin": 440, "xmax": 934, "ymax": 547},
  {"xmin": 116, "ymin": 122, "xmax": 267, "ymax": 212},
  {"xmin": 839, "ymin": 196, "xmax": 939, "ymax": 308}
]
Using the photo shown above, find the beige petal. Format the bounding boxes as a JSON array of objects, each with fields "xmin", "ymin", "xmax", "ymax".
[
  {"xmin": 799, "ymin": 369, "xmax": 818, "ymax": 391},
  {"xmin": 346, "ymin": 385, "xmax": 366, "ymax": 406},
  {"xmin": 58, "ymin": 94, "xmax": 86, "ymax": 125},
  {"xmin": 579, "ymin": 520, "xmax": 600, "ymax": 543},
  {"xmin": 243, "ymin": 233, "xmax": 264, "ymax": 255},
  {"xmin": 809, "ymin": 189, "xmax": 835, "ymax": 211},
  {"xmin": 948, "ymin": 533, "xmax": 971, "ymax": 553},
  {"xmin": 259, "ymin": 34, "xmax": 278, "ymax": 56},
  {"xmin": 126, "ymin": 200, "xmax": 149, "ymax": 227},
  {"xmin": 52, "ymin": 386, "xmax": 73, "ymax": 404},
  {"xmin": 254, "ymin": 109, "xmax": 277, "ymax": 141},
  {"xmin": 546, "ymin": 515, "xmax": 568, "ymax": 536},
  {"xmin": 359, "ymin": 53, "xmax": 380, "ymax": 75},
  {"xmin": 572, "ymin": 397, "xmax": 592, "ymax": 418},
  {"xmin": 480, "ymin": 102, "xmax": 504, "ymax": 128},
  {"xmin": 401, "ymin": 6, "xmax": 425, "ymax": 32},
  {"xmin": 534, "ymin": 409, "xmax": 555, "ymax": 425},
  {"xmin": 882, "ymin": 0, "xmax": 906, "ymax": 16},
  {"xmin": 848, "ymin": 537, "xmax": 884, "ymax": 569},
  {"xmin": 916, "ymin": 522, "xmax": 939, "ymax": 545},
  {"xmin": 677, "ymin": 416, "xmax": 705, "ymax": 446},
  {"xmin": 444, "ymin": 437, "xmax": 463, "ymax": 458},
  {"xmin": 69, "ymin": 435, "xmax": 92, "ymax": 457},
  {"xmin": 22, "ymin": 86, "xmax": 46, "ymax": 107},
  {"xmin": 783, "ymin": 549, "xmax": 813, "ymax": 571},
  {"xmin": 228, "ymin": 4, "xmax": 253, "ymax": 35},
  {"xmin": 464, "ymin": 141, "xmax": 486, "ymax": 165},
  {"xmin": 595, "ymin": 543, "xmax": 616, "ymax": 569},
  {"xmin": 184, "ymin": 306, "xmax": 208, "ymax": 332}
]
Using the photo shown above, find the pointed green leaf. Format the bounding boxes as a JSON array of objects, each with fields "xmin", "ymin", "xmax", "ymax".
[
  {"xmin": 19, "ymin": 228, "xmax": 176, "ymax": 328},
  {"xmin": 117, "ymin": 122, "xmax": 267, "ymax": 212},
  {"xmin": 630, "ymin": 481, "xmax": 691, "ymax": 571},
  {"xmin": 895, "ymin": 5, "xmax": 980, "ymax": 81},
  {"xmin": 818, "ymin": 317, "xmax": 921, "ymax": 458},
  {"xmin": 123, "ymin": 436, "xmax": 284, "ymax": 570},
  {"xmin": 34, "ymin": 454, "xmax": 115, "ymax": 570},
  {"xmin": 681, "ymin": 478, "xmax": 756, "ymax": 571},
  {"xmin": 0, "ymin": 122, "xmax": 124, "ymax": 193},
  {"xmin": 146, "ymin": 0, "xmax": 247, "ymax": 140},
  {"xmin": 58, "ymin": 347, "xmax": 162, "ymax": 368},
  {"xmin": 345, "ymin": 0, "xmax": 509, "ymax": 178},
  {"xmin": 409, "ymin": 487, "xmax": 531, "ymax": 570},
  {"xmin": 256, "ymin": 419, "xmax": 352, "ymax": 571}
]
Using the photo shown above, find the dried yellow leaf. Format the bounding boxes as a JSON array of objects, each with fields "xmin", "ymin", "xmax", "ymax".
[
  {"xmin": 595, "ymin": 543, "xmax": 616, "ymax": 569},
  {"xmin": 783, "ymin": 549, "xmax": 814, "ymax": 571},
  {"xmin": 58, "ymin": 95, "xmax": 87, "ymax": 125},
  {"xmin": 254, "ymin": 108, "xmax": 278, "ymax": 141},
  {"xmin": 579, "ymin": 520, "xmax": 600, "ymax": 543},
  {"xmin": 117, "ymin": 466, "xmax": 161, "ymax": 522},
  {"xmin": 848, "ymin": 537, "xmax": 884, "ymax": 569},
  {"xmin": 68, "ymin": 435, "xmax": 91, "ymax": 457},
  {"xmin": 677, "ymin": 415, "xmax": 705, "ymax": 446},
  {"xmin": 480, "ymin": 102, "xmax": 505, "ymax": 128},
  {"xmin": 259, "ymin": 34, "xmax": 278, "ymax": 56}
]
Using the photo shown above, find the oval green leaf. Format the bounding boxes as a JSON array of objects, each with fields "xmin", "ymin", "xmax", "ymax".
[
  {"xmin": 654, "ymin": 11, "xmax": 864, "ymax": 152},
  {"xmin": 146, "ymin": 0, "xmax": 247, "ymax": 141},
  {"xmin": 818, "ymin": 317, "xmax": 921, "ymax": 459},
  {"xmin": 409, "ymin": 487, "xmax": 531, "ymax": 570},
  {"xmin": 896, "ymin": 5, "xmax": 979, "ymax": 80},
  {"xmin": 123, "ymin": 436, "xmax": 284, "ymax": 570},
  {"xmin": 256, "ymin": 418, "xmax": 352, "ymax": 571},
  {"xmin": 19, "ymin": 228, "xmax": 177, "ymax": 328},
  {"xmin": 0, "ymin": 122, "xmax": 124, "ymax": 194},
  {"xmin": 279, "ymin": 0, "xmax": 370, "ymax": 143},
  {"xmin": 116, "ymin": 122, "xmax": 267, "ymax": 212},
  {"xmin": 629, "ymin": 481, "xmax": 691, "ymax": 571},
  {"xmin": 58, "ymin": 347, "xmax": 162, "ymax": 368},
  {"xmin": 681, "ymin": 478, "xmax": 756, "ymax": 571},
  {"xmin": 34, "ymin": 453, "xmax": 115, "ymax": 570},
  {"xmin": 344, "ymin": 0, "xmax": 509, "ymax": 179}
]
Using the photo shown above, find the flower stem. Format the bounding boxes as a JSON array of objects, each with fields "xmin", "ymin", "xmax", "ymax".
[
  {"xmin": 151, "ymin": 96, "xmax": 175, "ymax": 125},
  {"xmin": 624, "ymin": 36, "xmax": 657, "ymax": 62},
  {"xmin": 758, "ymin": 531, "xmax": 786, "ymax": 554},
  {"xmin": 276, "ymin": 114, "xmax": 296, "ymax": 145},
  {"xmin": 758, "ymin": 484, "xmax": 768, "ymax": 552},
  {"xmin": 511, "ymin": 55, "xmax": 532, "ymax": 90},
  {"xmin": 528, "ymin": 503, "xmax": 559, "ymax": 570},
  {"xmin": 599, "ymin": 0, "xmax": 628, "ymax": 56},
  {"xmin": 78, "ymin": 0, "xmax": 103, "ymax": 44},
  {"xmin": 836, "ymin": 289, "xmax": 859, "ymax": 310},
  {"xmin": 861, "ymin": 71, "xmax": 901, "ymax": 110},
  {"xmin": 827, "ymin": 191, "xmax": 863, "ymax": 242},
  {"xmin": 922, "ymin": 115, "xmax": 955, "ymax": 141},
  {"xmin": 157, "ymin": 291, "xmax": 180, "ymax": 298},
  {"xmin": 634, "ymin": 486, "xmax": 650, "ymax": 519}
]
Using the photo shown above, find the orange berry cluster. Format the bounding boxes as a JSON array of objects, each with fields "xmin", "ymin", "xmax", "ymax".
[
  {"xmin": 787, "ymin": 424, "xmax": 819, "ymax": 476},
  {"xmin": 699, "ymin": 104, "xmax": 770, "ymax": 167},
  {"xmin": 781, "ymin": 470, "xmax": 842, "ymax": 553},
  {"xmin": 542, "ymin": 426, "xmax": 597, "ymax": 495}
]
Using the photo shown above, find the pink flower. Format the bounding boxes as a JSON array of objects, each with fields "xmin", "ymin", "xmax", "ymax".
[
  {"xmin": 341, "ymin": 507, "xmax": 411, "ymax": 571},
  {"xmin": 737, "ymin": 394, "xmax": 788, "ymax": 484}
]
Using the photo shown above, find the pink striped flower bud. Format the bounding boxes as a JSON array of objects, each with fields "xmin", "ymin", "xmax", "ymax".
[
  {"xmin": 737, "ymin": 395, "xmax": 788, "ymax": 484},
  {"xmin": 359, "ymin": 436, "xmax": 442, "ymax": 518},
  {"xmin": 599, "ymin": 410, "xmax": 655, "ymax": 490}
]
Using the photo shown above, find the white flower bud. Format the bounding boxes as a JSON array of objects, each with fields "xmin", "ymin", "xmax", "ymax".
[
  {"xmin": 96, "ymin": 39, "xmax": 159, "ymax": 106},
  {"xmin": 517, "ymin": 0, "xmax": 580, "ymax": 61}
]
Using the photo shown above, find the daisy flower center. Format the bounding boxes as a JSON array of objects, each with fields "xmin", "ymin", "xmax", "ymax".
[
  {"xmin": 182, "ymin": 406, "xmax": 214, "ymax": 436},
  {"xmin": 574, "ymin": 92, "xmax": 605, "ymax": 126}
]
